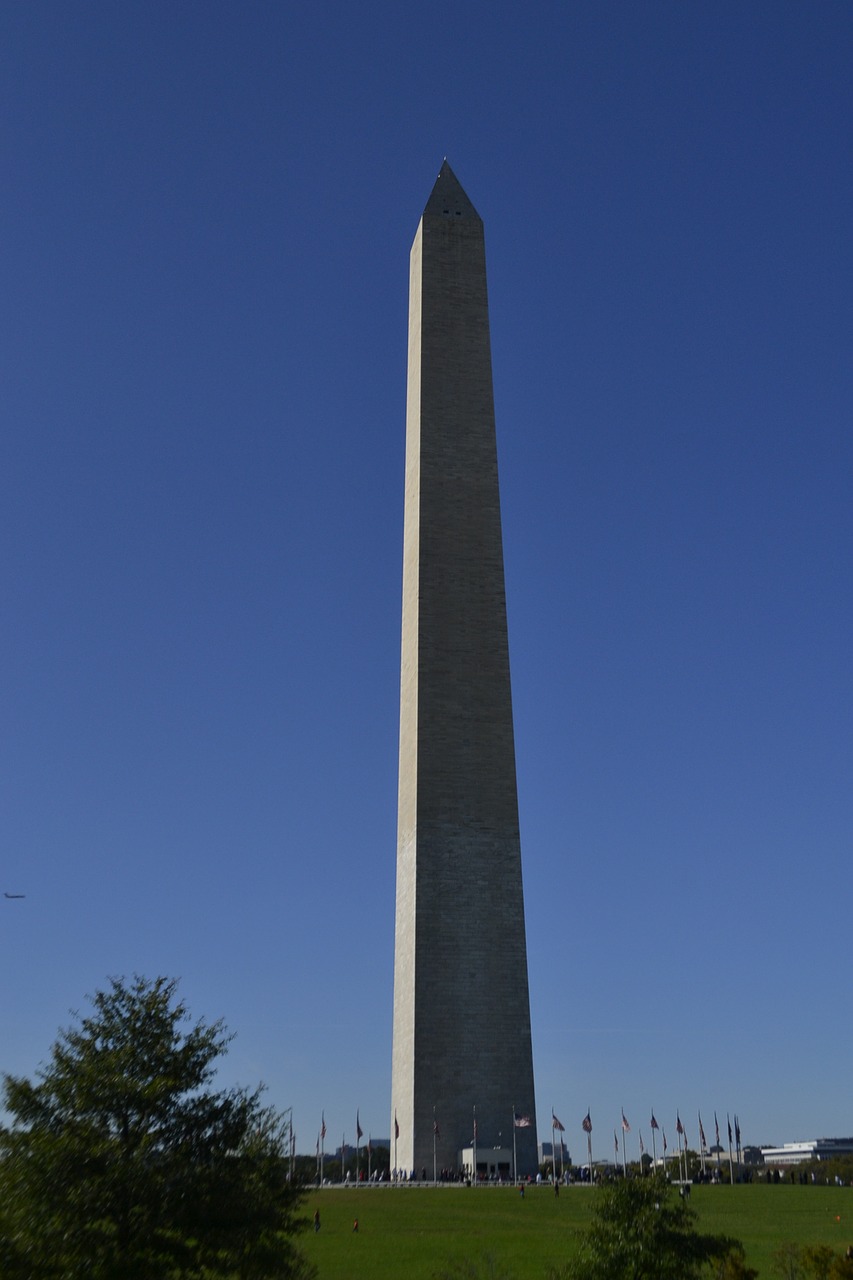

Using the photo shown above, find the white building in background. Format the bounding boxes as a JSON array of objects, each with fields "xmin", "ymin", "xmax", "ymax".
[
  {"xmin": 760, "ymin": 1138, "xmax": 853, "ymax": 1165},
  {"xmin": 458, "ymin": 1147, "xmax": 513, "ymax": 1181}
]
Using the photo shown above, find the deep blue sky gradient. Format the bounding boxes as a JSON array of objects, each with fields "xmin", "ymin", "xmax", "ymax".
[{"xmin": 2, "ymin": 1, "xmax": 851, "ymax": 1154}]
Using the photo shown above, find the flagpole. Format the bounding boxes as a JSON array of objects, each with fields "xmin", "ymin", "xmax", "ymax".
[
  {"xmin": 650, "ymin": 1114, "xmax": 657, "ymax": 1170},
  {"xmin": 676, "ymin": 1113, "xmax": 685, "ymax": 1182},
  {"xmin": 342, "ymin": 1132, "xmax": 345, "ymax": 1183},
  {"xmin": 677, "ymin": 1119, "xmax": 685, "ymax": 1182},
  {"xmin": 433, "ymin": 1106, "xmax": 437, "ymax": 1184},
  {"xmin": 394, "ymin": 1111, "xmax": 398, "ymax": 1185},
  {"xmin": 512, "ymin": 1107, "xmax": 518, "ymax": 1184},
  {"xmin": 472, "ymin": 1105, "xmax": 477, "ymax": 1186},
  {"xmin": 551, "ymin": 1111, "xmax": 565, "ymax": 1183},
  {"xmin": 583, "ymin": 1112, "xmax": 593, "ymax": 1182},
  {"xmin": 320, "ymin": 1113, "xmax": 325, "ymax": 1186},
  {"xmin": 727, "ymin": 1115, "xmax": 735, "ymax": 1186},
  {"xmin": 698, "ymin": 1114, "xmax": 706, "ymax": 1179},
  {"xmin": 283, "ymin": 1108, "xmax": 294, "ymax": 1181},
  {"xmin": 662, "ymin": 1129, "xmax": 667, "ymax": 1178}
]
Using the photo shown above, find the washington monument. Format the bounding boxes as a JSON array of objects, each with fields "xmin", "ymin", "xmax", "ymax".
[{"xmin": 391, "ymin": 162, "xmax": 537, "ymax": 1177}]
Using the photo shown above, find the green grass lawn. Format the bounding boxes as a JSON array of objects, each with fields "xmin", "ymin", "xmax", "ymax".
[{"xmin": 300, "ymin": 1183, "xmax": 853, "ymax": 1280}]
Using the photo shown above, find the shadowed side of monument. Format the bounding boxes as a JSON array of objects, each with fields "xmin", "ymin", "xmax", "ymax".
[{"xmin": 391, "ymin": 162, "xmax": 538, "ymax": 1178}]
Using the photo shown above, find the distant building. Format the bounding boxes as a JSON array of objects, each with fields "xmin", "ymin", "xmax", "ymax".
[
  {"xmin": 539, "ymin": 1140, "xmax": 571, "ymax": 1166},
  {"xmin": 335, "ymin": 1138, "xmax": 391, "ymax": 1160},
  {"xmin": 760, "ymin": 1138, "xmax": 853, "ymax": 1165}
]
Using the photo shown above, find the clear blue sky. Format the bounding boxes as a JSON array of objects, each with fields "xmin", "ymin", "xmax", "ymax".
[{"xmin": 2, "ymin": 1, "xmax": 851, "ymax": 1156}]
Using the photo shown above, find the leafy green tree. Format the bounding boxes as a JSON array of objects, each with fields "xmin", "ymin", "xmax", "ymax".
[
  {"xmin": 709, "ymin": 1246, "xmax": 760, "ymax": 1280},
  {"xmin": 0, "ymin": 975, "xmax": 314, "ymax": 1280},
  {"xmin": 433, "ymin": 1257, "xmax": 516, "ymax": 1280},
  {"xmin": 801, "ymin": 1156, "xmax": 853, "ymax": 1186},
  {"xmin": 774, "ymin": 1244, "xmax": 853, "ymax": 1280},
  {"xmin": 774, "ymin": 1242, "xmax": 807, "ymax": 1280},
  {"xmin": 550, "ymin": 1172, "xmax": 746, "ymax": 1280},
  {"xmin": 802, "ymin": 1245, "xmax": 838, "ymax": 1280}
]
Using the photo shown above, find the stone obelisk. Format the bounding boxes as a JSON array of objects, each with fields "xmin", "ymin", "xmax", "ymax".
[{"xmin": 391, "ymin": 162, "xmax": 537, "ymax": 1178}]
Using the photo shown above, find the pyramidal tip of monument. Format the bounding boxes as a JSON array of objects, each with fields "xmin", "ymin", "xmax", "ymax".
[{"xmin": 423, "ymin": 158, "xmax": 480, "ymax": 220}]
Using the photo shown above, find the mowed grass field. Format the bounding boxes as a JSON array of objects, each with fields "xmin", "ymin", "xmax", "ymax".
[{"xmin": 301, "ymin": 1183, "xmax": 853, "ymax": 1280}]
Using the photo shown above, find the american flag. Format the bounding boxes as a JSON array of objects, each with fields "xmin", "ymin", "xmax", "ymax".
[
  {"xmin": 356, "ymin": 1111, "xmax": 363, "ymax": 1141},
  {"xmin": 433, "ymin": 1117, "xmax": 440, "ymax": 1138},
  {"xmin": 552, "ymin": 1112, "xmax": 565, "ymax": 1132},
  {"xmin": 394, "ymin": 1112, "xmax": 399, "ymax": 1140},
  {"xmin": 676, "ymin": 1112, "xmax": 684, "ymax": 1136},
  {"xmin": 582, "ymin": 1111, "xmax": 592, "ymax": 1134},
  {"xmin": 321, "ymin": 1113, "xmax": 326, "ymax": 1141},
  {"xmin": 650, "ymin": 1112, "xmax": 659, "ymax": 1130},
  {"xmin": 514, "ymin": 1113, "xmax": 532, "ymax": 1128},
  {"xmin": 699, "ymin": 1114, "xmax": 707, "ymax": 1149},
  {"xmin": 621, "ymin": 1109, "xmax": 630, "ymax": 1132}
]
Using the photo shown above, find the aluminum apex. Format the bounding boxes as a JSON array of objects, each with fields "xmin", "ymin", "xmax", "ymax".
[{"xmin": 422, "ymin": 159, "xmax": 481, "ymax": 221}]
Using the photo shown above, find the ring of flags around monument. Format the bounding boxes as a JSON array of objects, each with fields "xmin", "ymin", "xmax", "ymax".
[
  {"xmin": 308, "ymin": 1102, "xmax": 746, "ymax": 1183},
  {"xmin": 571, "ymin": 1106, "xmax": 745, "ymax": 1183}
]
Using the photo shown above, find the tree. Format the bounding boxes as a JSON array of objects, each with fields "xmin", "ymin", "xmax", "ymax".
[
  {"xmin": 772, "ymin": 1244, "xmax": 853, "ymax": 1280},
  {"xmin": 550, "ymin": 1173, "xmax": 747, "ymax": 1280},
  {"xmin": 773, "ymin": 1243, "xmax": 809, "ymax": 1280},
  {"xmin": 434, "ymin": 1258, "xmax": 516, "ymax": 1280},
  {"xmin": 0, "ymin": 975, "xmax": 314, "ymax": 1280},
  {"xmin": 709, "ymin": 1247, "xmax": 760, "ymax": 1280}
]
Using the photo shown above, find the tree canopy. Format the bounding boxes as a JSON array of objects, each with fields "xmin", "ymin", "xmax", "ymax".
[
  {"xmin": 551, "ymin": 1172, "xmax": 747, "ymax": 1280},
  {"xmin": 0, "ymin": 974, "xmax": 313, "ymax": 1280}
]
